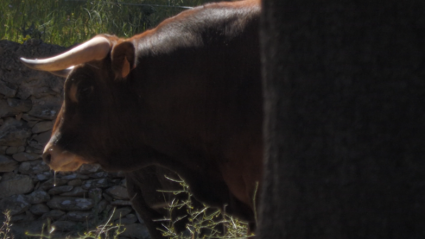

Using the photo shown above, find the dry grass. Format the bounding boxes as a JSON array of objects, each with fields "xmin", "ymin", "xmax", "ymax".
[
  {"xmin": 23, "ymin": 208, "xmax": 125, "ymax": 239},
  {"xmin": 0, "ymin": 211, "xmax": 13, "ymax": 239},
  {"xmin": 158, "ymin": 176, "xmax": 253, "ymax": 239}
]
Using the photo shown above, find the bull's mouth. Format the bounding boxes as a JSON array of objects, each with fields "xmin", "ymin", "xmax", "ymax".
[{"xmin": 43, "ymin": 144, "xmax": 86, "ymax": 172}]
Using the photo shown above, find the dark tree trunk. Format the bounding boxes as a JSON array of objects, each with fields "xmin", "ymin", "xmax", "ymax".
[{"xmin": 258, "ymin": 1, "xmax": 425, "ymax": 238}]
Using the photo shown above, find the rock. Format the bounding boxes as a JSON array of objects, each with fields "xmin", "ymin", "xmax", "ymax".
[
  {"xmin": 18, "ymin": 161, "xmax": 31, "ymax": 174},
  {"xmin": 12, "ymin": 152, "xmax": 40, "ymax": 161},
  {"xmin": 60, "ymin": 187, "xmax": 87, "ymax": 197},
  {"xmin": 3, "ymin": 98, "xmax": 32, "ymax": 116},
  {"xmin": 5, "ymin": 146, "xmax": 24, "ymax": 155},
  {"xmin": 95, "ymin": 200, "xmax": 109, "ymax": 214},
  {"xmin": 118, "ymin": 214, "xmax": 138, "ymax": 224},
  {"xmin": 5, "ymin": 146, "xmax": 19, "ymax": 155},
  {"xmin": 67, "ymin": 179, "xmax": 83, "ymax": 186},
  {"xmin": 110, "ymin": 200, "xmax": 132, "ymax": 206},
  {"xmin": 25, "ymin": 120, "xmax": 39, "ymax": 128},
  {"xmin": 40, "ymin": 178, "xmax": 68, "ymax": 191},
  {"xmin": 28, "ymin": 95, "xmax": 61, "ymax": 120},
  {"xmin": 120, "ymin": 178, "xmax": 127, "ymax": 187},
  {"xmin": 48, "ymin": 185, "xmax": 74, "ymax": 195},
  {"xmin": 0, "ymin": 100, "xmax": 9, "ymax": 118},
  {"xmin": 102, "ymin": 192, "xmax": 113, "ymax": 202},
  {"xmin": 90, "ymin": 172, "xmax": 110, "ymax": 178},
  {"xmin": 78, "ymin": 164, "xmax": 102, "ymax": 174},
  {"xmin": 0, "ymin": 174, "xmax": 34, "ymax": 199},
  {"xmin": 120, "ymin": 223, "xmax": 150, "ymax": 239},
  {"xmin": 41, "ymin": 210, "xmax": 65, "ymax": 220},
  {"xmin": 60, "ymin": 211, "xmax": 93, "ymax": 222},
  {"xmin": 109, "ymin": 207, "xmax": 133, "ymax": 221},
  {"xmin": 21, "ymin": 113, "xmax": 40, "ymax": 122},
  {"xmin": 27, "ymin": 130, "xmax": 51, "ymax": 149},
  {"xmin": 25, "ymin": 145, "xmax": 43, "ymax": 154},
  {"xmin": 0, "ymin": 118, "xmax": 31, "ymax": 146},
  {"xmin": 60, "ymin": 173, "xmax": 89, "ymax": 180},
  {"xmin": 32, "ymin": 160, "xmax": 50, "ymax": 173},
  {"xmin": 29, "ymin": 204, "xmax": 50, "ymax": 215},
  {"xmin": 82, "ymin": 178, "xmax": 110, "ymax": 190},
  {"xmin": 0, "ymin": 99, "xmax": 31, "ymax": 118},
  {"xmin": 17, "ymin": 74, "xmax": 63, "ymax": 100},
  {"xmin": 11, "ymin": 220, "xmax": 45, "ymax": 239},
  {"xmin": 7, "ymin": 97, "xmax": 31, "ymax": 109},
  {"xmin": 36, "ymin": 173, "xmax": 49, "ymax": 181},
  {"xmin": 51, "ymin": 221, "xmax": 77, "ymax": 232},
  {"xmin": 0, "ymin": 80, "xmax": 17, "ymax": 97},
  {"xmin": 10, "ymin": 210, "xmax": 35, "ymax": 222},
  {"xmin": 104, "ymin": 205, "xmax": 114, "ymax": 216},
  {"xmin": 26, "ymin": 190, "xmax": 51, "ymax": 204},
  {"xmin": 0, "ymin": 194, "xmax": 31, "ymax": 215},
  {"xmin": 89, "ymin": 188, "xmax": 103, "ymax": 203},
  {"xmin": 0, "ymin": 104, "xmax": 11, "ymax": 120},
  {"xmin": 32, "ymin": 121, "xmax": 53, "ymax": 134},
  {"xmin": 0, "ymin": 146, "xmax": 7, "ymax": 154},
  {"xmin": 105, "ymin": 186, "xmax": 129, "ymax": 200},
  {"xmin": 19, "ymin": 160, "xmax": 50, "ymax": 174},
  {"xmin": 0, "ymin": 155, "xmax": 18, "ymax": 172},
  {"xmin": 10, "ymin": 213, "xmax": 27, "ymax": 223},
  {"xmin": 110, "ymin": 178, "xmax": 121, "ymax": 185},
  {"xmin": 47, "ymin": 197, "xmax": 94, "ymax": 211},
  {"xmin": 1, "ymin": 172, "xmax": 17, "ymax": 181}
]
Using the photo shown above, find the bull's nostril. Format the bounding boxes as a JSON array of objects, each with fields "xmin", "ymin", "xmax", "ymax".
[{"xmin": 43, "ymin": 152, "xmax": 52, "ymax": 164}]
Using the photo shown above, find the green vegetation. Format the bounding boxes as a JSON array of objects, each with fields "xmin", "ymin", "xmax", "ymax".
[{"xmin": 0, "ymin": 0, "xmax": 217, "ymax": 46}]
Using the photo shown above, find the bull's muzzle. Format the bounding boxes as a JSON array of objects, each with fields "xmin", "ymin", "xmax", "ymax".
[{"xmin": 43, "ymin": 143, "xmax": 85, "ymax": 172}]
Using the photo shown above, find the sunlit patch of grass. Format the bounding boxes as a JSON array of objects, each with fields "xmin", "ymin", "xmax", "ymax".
[
  {"xmin": 158, "ymin": 176, "xmax": 254, "ymax": 239},
  {"xmin": 0, "ymin": 0, "xmax": 217, "ymax": 46}
]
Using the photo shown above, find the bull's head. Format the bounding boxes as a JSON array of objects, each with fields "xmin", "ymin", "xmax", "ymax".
[{"xmin": 21, "ymin": 35, "xmax": 140, "ymax": 172}]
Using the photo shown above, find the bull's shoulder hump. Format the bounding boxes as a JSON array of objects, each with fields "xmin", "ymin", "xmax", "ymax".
[{"xmin": 129, "ymin": 0, "xmax": 261, "ymax": 57}]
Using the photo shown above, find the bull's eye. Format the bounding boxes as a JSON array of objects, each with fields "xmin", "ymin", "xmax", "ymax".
[{"xmin": 78, "ymin": 86, "xmax": 94, "ymax": 101}]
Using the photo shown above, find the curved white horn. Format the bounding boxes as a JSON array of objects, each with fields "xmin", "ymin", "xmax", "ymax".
[
  {"xmin": 20, "ymin": 36, "xmax": 111, "ymax": 72},
  {"xmin": 50, "ymin": 66, "xmax": 75, "ymax": 78}
]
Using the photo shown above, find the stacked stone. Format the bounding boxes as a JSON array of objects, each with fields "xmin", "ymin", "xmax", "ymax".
[{"xmin": 0, "ymin": 40, "xmax": 149, "ymax": 239}]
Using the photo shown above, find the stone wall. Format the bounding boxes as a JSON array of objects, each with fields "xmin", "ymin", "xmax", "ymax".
[{"xmin": 0, "ymin": 40, "xmax": 149, "ymax": 239}]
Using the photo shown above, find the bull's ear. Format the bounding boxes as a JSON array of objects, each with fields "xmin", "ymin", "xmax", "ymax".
[{"xmin": 111, "ymin": 41, "xmax": 135, "ymax": 79}]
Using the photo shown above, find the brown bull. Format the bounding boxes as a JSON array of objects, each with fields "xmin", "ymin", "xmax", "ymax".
[{"xmin": 21, "ymin": 0, "xmax": 262, "ymax": 238}]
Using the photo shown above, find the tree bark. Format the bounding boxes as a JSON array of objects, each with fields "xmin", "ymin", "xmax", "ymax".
[{"xmin": 258, "ymin": 1, "xmax": 425, "ymax": 238}]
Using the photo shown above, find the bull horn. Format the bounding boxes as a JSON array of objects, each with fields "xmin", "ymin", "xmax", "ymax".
[
  {"xmin": 20, "ymin": 36, "xmax": 111, "ymax": 72},
  {"xmin": 50, "ymin": 66, "xmax": 75, "ymax": 78}
]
